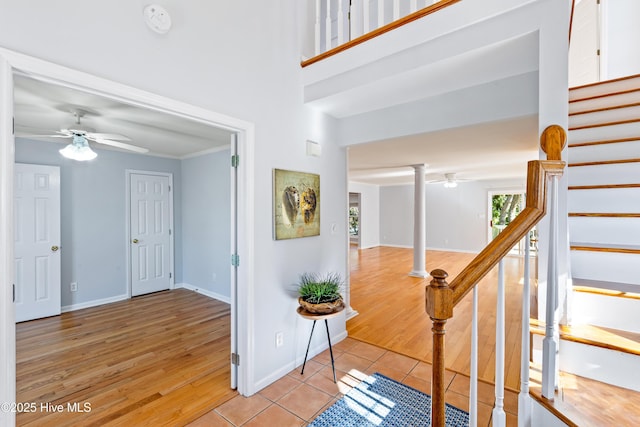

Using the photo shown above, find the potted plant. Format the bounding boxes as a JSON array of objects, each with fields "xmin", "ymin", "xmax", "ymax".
[{"xmin": 297, "ymin": 272, "xmax": 345, "ymax": 314}]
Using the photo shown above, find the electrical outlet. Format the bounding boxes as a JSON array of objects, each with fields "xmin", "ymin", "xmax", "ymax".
[
  {"xmin": 276, "ymin": 332, "xmax": 284, "ymax": 348},
  {"xmin": 70, "ymin": 282, "xmax": 78, "ymax": 292}
]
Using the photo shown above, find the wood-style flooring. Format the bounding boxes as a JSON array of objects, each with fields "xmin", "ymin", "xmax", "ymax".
[
  {"xmin": 16, "ymin": 289, "xmax": 236, "ymax": 426},
  {"xmin": 348, "ymin": 246, "xmax": 529, "ymax": 391}
]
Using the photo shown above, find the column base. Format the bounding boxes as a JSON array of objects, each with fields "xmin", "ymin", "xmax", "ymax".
[
  {"xmin": 409, "ymin": 270, "xmax": 428, "ymax": 278},
  {"xmin": 345, "ymin": 306, "xmax": 359, "ymax": 320}
]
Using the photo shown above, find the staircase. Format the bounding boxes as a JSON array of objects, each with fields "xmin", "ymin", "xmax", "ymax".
[{"xmin": 535, "ymin": 74, "xmax": 640, "ymax": 393}]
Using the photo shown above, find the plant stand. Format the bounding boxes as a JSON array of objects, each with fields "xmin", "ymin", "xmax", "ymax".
[{"xmin": 297, "ymin": 305, "xmax": 344, "ymax": 383}]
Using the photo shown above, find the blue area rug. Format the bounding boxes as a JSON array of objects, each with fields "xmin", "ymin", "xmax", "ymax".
[{"xmin": 309, "ymin": 373, "xmax": 469, "ymax": 426}]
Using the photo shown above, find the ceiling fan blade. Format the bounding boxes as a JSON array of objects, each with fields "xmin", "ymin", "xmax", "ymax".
[
  {"xmin": 86, "ymin": 132, "xmax": 131, "ymax": 141},
  {"xmin": 93, "ymin": 138, "xmax": 149, "ymax": 153},
  {"xmin": 16, "ymin": 133, "xmax": 70, "ymax": 139}
]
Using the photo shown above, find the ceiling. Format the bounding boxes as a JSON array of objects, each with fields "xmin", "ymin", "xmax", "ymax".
[
  {"xmin": 14, "ymin": 74, "xmax": 537, "ymax": 187},
  {"xmin": 13, "ymin": 75, "xmax": 233, "ymax": 159},
  {"xmin": 348, "ymin": 115, "xmax": 538, "ymax": 186}
]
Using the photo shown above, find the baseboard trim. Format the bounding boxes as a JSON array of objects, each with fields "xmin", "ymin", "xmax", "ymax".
[
  {"xmin": 252, "ymin": 330, "xmax": 349, "ymax": 393},
  {"xmin": 61, "ymin": 293, "xmax": 129, "ymax": 313},
  {"xmin": 379, "ymin": 244, "xmax": 479, "ymax": 254},
  {"xmin": 175, "ymin": 283, "xmax": 231, "ymax": 304}
]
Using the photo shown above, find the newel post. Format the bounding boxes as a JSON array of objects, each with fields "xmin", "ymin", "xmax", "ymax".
[{"xmin": 426, "ymin": 269, "xmax": 454, "ymax": 427}]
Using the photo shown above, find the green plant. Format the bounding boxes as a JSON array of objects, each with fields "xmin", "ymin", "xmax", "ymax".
[{"xmin": 297, "ymin": 272, "xmax": 343, "ymax": 304}]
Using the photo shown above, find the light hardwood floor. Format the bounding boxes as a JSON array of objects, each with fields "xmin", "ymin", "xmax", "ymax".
[
  {"xmin": 348, "ymin": 246, "xmax": 529, "ymax": 391},
  {"xmin": 16, "ymin": 289, "xmax": 236, "ymax": 426}
]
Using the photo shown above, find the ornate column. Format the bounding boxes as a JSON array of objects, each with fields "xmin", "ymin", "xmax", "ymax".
[{"xmin": 409, "ymin": 164, "xmax": 428, "ymax": 278}]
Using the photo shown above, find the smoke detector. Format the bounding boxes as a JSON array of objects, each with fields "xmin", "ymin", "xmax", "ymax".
[{"xmin": 143, "ymin": 4, "xmax": 172, "ymax": 34}]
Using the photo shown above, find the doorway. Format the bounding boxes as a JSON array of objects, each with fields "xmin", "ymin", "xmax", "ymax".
[
  {"xmin": 0, "ymin": 49, "xmax": 255, "ymax": 415},
  {"xmin": 349, "ymin": 192, "xmax": 361, "ymax": 248}
]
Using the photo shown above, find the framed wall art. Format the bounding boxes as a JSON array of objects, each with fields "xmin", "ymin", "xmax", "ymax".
[{"xmin": 273, "ymin": 169, "xmax": 320, "ymax": 240}]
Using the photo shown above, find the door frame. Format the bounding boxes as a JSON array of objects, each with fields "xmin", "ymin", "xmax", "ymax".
[
  {"xmin": 125, "ymin": 170, "xmax": 175, "ymax": 298},
  {"xmin": 0, "ymin": 48, "xmax": 256, "ymax": 424}
]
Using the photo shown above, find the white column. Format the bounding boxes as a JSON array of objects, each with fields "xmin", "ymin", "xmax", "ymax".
[
  {"xmin": 542, "ymin": 175, "xmax": 560, "ymax": 398},
  {"xmin": 409, "ymin": 164, "xmax": 427, "ymax": 278},
  {"xmin": 518, "ymin": 233, "xmax": 532, "ymax": 427}
]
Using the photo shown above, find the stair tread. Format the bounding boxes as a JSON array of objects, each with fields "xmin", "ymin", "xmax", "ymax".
[
  {"xmin": 569, "ymin": 117, "xmax": 640, "ymax": 131},
  {"xmin": 568, "ymin": 136, "xmax": 640, "ymax": 147},
  {"xmin": 570, "ymin": 242, "xmax": 640, "ymax": 255},
  {"xmin": 568, "ymin": 158, "xmax": 640, "ymax": 167},
  {"xmin": 569, "ymin": 183, "xmax": 640, "ymax": 190},
  {"xmin": 573, "ymin": 278, "xmax": 640, "ymax": 294},
  {"xmin": 569, "ymin": 212, "xmax": 640, "ymax": 217},
  {"xmin": 529, "ymin": 365, "xmax": 640, "ymax": 427},
  {"xmin": 530, "ymin": 319, "xmax": 640, "ymax": 356}
]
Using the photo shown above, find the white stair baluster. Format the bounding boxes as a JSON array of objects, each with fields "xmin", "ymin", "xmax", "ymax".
[
  {"xmin": 325, "ymin": 0, "xmax": 332, "ymax": 51},
  {"xmin": 492, "ymin": 259, "xmax": 506, "ymax": 427},
  {"xmin": 410, "ymin": 0, "xmax": 418, "ymax": 13},
  {"xmin": 393, "ymin": 0, "xmax": 400, "ymax": 20},
  {"xmin": 337, "ymin": 0, "xmax": 345, "ymax": 45},
  {"xmin": 315, "ymin": 0, "xmax": 322, "ymax": 55},
  {"xmin": 349, "ymin": 0, "xmax": 362, "ymax": 39},
  {"xmin": 542, "ymin": 175, "xmax": 559, "ymax": 398},
  {"xmin": 377, "ymin": 0, "xmax": 385, "ymax": 29},
  {"xmin": 469, "ymin": 285, "xmax": 478, "ymax": 427},
  {"xmin": 363, "ymin": 0, "xmax": 371, "ymax": 33},
  {"xmin": 518, "ymin": 233, "xmax": 532, "ymax": 427}
]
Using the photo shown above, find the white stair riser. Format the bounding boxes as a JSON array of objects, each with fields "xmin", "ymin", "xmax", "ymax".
[
  {"xmin": 568, "ymin": 140, "xmax": 640, "ymax": 163},
  {"xmin": 570, "ymin": 76, "xmax": 640, "ymax": 101},
  {"xmin": 568, "ymin": 162, "xmax": 640, "ymax": 185},
  {"xmin": 570, "ymin": 90, "xmax": 640, "ymax": 114},
  {"xmin": 568, "ymin": 187, "xmax": 640, "ymax": 213},
  {"xmin": 569, "ymin": 217, "xmax": 640, "ymax": 246},
  {"xmin": 532, "ymin": 335, "xmax": 640, "ymax": 392},
  {"xmin": 569, "ymin": 121, "xmax": 640, "ymax": 143},
  {"xmin": 572, "ymin": 291, "xmax": 640, "ymax": 333},
  {"xmin": 569, "ymin": 105, "xmax": 640, "ymax": 129},
  {"xmin": 571, "ymin": 251, "xmax": 640, "ymax": 285}
]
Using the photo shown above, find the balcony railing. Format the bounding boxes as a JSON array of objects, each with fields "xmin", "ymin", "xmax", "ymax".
[{"xmin": 303, "ymin": 0, "xmax": 461, "ymax": 67}]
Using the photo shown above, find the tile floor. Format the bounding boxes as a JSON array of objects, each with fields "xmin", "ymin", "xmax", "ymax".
[{"xmin": 186, "ymin": 337, "xmax": 518, "ymax": 426}]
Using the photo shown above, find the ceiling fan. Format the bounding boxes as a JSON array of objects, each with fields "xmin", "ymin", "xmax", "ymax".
[
  {"xmin": 427, "ymin": 173, "xmax": 471, "ymax": 188},
  {"xmin": 16, "ymin": 109, "xmax": 149, "ymax": 161}
]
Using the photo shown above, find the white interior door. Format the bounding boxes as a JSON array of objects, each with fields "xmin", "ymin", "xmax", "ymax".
[
  {"xmin": 14, "ymin": 163, "xmax": 61, "ymax": 322},
  {"xmin": 129, "ymin": 172, "xmax": 172, "ymax": 297}
]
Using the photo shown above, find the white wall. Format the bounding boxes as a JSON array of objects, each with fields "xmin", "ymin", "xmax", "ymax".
[
  {"xmin": 348, "ymin": 182, "xmax": 380, "ymax": 249},
  {"xmin": 602, "ymin": 0, "xmax": 640, "ymax": 80},
  {"xmin": 379, "ymin": 179, "xmax": 525, "ymax": 252},
  {"xmin": 0, "ymin": 1, "xmax": 347, "ymax": 395},
  {"xmin": 181, "ymin": 149, "xmax": 231, "ymax": 302}
]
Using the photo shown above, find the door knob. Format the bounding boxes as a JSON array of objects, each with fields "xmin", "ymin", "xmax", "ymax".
[
  {"xmin": 132, "ymin": 239, "xmax": 139, "ymax": 244},
  {"xmin": 51, "ymin": 245, "xmax": 59, "ymax": 252}
]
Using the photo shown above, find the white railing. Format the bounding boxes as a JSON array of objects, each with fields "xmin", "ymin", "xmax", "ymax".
[{"xmin": 311, "ymin": 0, "xmax": 444, "ymax": 56}]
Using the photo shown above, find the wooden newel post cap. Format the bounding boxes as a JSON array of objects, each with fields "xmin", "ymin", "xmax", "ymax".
[
  {"xmin": 540, "ymin": 124, "xmax": 566, "ymax": 161},
  {"xmin": 425, "ymin": 269, "xmax": 453, "ymax": 320}
]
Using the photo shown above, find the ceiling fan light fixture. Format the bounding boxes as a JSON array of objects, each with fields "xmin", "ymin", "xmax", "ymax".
[
  {"xmin": 443, "ymin": 172, "xmax": 458, "ymax": 188},
  {"xmin": 59, "ymin": 135, "xmax": 97, "ymax": 161}
]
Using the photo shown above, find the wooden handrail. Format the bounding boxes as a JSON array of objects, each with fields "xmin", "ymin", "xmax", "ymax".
[
  {"xmin": 425, "ymin": 124, "xmax": 566, "ymax": 427},
  {"xmin": 301, "ymin": 0, "xmax": 462, "ymax": 68}
]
